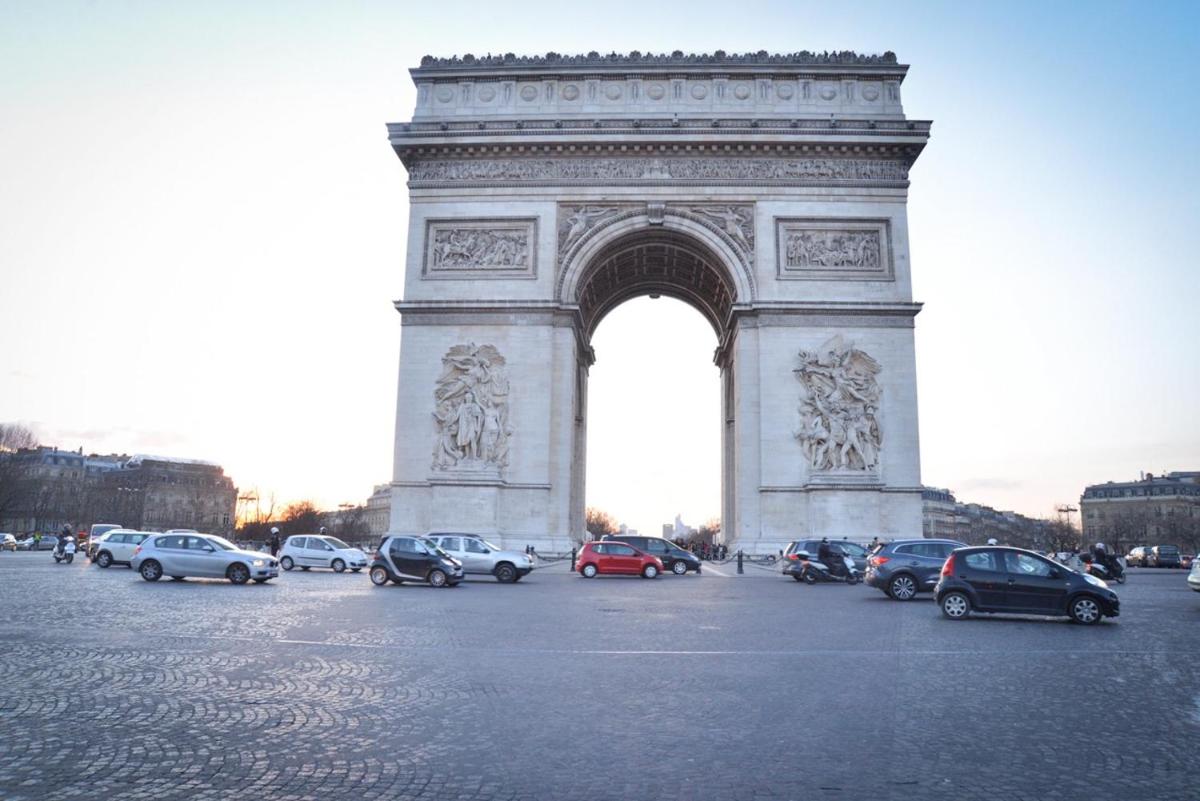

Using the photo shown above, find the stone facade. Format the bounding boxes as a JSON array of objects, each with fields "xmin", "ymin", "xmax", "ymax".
[
  {"xmin": 0, "ymin": 449, "xmax": 237, "ymax": 536},
  {"xmin": 921, "ymin": 486, "xmax": 1050, "ymax": 547},
  {"xmin": 387, "ymin": 51, "xmax": 931, "ymax": 553},
  {"xmin": 1081, "ymin": 472, "xmax": 1200, "ymax": 553}
]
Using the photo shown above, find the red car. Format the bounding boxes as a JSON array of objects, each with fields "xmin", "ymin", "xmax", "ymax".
[{"xmin": 577, "ymin": 541, "xmax": 664, "ymax": 579}]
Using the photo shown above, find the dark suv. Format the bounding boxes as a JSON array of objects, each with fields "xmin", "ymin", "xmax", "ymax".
[
  {"xmin": 1147, "ymin": 545, "xmax": 1181, "ymax": 568},
  {"xmin": 865, "ymin": 539, "xmax": 966, "ymax": 600},
  {"xmin": 936, "ymin": 546, "xmax": 1120, "ymax": 625},
  {"xmin": 602, "ymin": 535, "xmax": 701, "ymax": 575}
]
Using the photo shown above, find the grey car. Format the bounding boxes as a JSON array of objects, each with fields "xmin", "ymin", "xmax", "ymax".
[
  {"xmin": 864, "ymin": 538, "xmax": 966, "ymax": 600},
  {"xmin": 426, "ymin": 533, "xmax": 534, "ymax": 582},
  {"xmin": 131, "ymin": 533, "xmax": 279, "ymax": 584}
]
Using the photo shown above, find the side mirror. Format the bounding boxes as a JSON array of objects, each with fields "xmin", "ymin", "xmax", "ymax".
[
  {"xmin": 202, "ymin": 546, "xmax": 215, "ymax": 552},
  {"xmin": 481, "ymin": 549, "xmax": 490, "ymax": 554}
]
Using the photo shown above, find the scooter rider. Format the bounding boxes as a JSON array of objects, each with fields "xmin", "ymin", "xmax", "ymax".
[
  {"xmin": 818, "ymin": 538, "xmax": 847, "ymax": 578},
  {"xmin": 54, "ymin": 525, "xmax": 71, "ymax": 557}
]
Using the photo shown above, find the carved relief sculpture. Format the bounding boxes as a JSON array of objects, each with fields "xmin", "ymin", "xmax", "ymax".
[
  {"xmin": 432, "ymin": 344, "xmax": 512, "ymax": 472},
  {"xmin": 794, "ymin": 336, "xmax": 882, "ymax": 472},
  {"xmin": 424, "ymin": 219, "xmax": 536, "ymax": 278},
  {"xmin": 432, "ymin": 228, "xmax": 529, "ymax": 269},
  {"xmin": 785, "ymin": 230, "xmax": 880, "ymax": 270},
  {"xmin": 558, "ymin": 205, "xmax": 620, "ymax": 256},
  {"xmin": 690, "ymin": 205, "xmax": 754, "ymax": 254}
]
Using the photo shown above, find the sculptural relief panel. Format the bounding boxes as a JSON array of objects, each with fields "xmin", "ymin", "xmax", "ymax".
[
  {"xmin": 775, "ymin": 218, "xmax": 893, "ymax": 281},
  {"xmin": 409, "ymin": 156, "xmax": 909, "ymax": 187},
  {"xmin": 424, "ymin": 219, "xmax": 537, "ymax": 279},
  {"xmin": 794, "ymin": 336, "xmax": 882, "ymax": 473},
  {"xmin": 432, "ymin": 344, "xmax": 512, "ymax": 473}
]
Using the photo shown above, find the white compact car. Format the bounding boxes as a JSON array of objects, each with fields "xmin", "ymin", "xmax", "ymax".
[
  {"xmin": 131, "ymin": 532, "xmax": 279, "ymax": 584},
  {"xmin": 90, "ymin": 529, "xmax": 150, "ymax": 568},
  {"xmin": 279, "ymin": 535, "xmax": 368, "ymax": 573}
]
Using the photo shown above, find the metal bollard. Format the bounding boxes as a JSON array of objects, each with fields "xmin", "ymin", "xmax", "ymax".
[
  {"xmin": 737, "ymin": 549, "xmax": 743, "ymax": 574},
  {"xmin": 570, "ymin": 547, "xmax": 577, "ymax": 572}
]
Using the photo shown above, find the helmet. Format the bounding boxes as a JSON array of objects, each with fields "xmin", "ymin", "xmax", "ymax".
[
  {"xmin": 1094, "ymin": 542, "xmax": 1107, "ymax": 554},
  {"xmin": 270, "ymin": 527, "xmax": 280, "ymax": 534},
  {"xmin": 986, "ymin": 538, "xmax": 998, "ymax": 546},
  {"xmin": 319, "ymin": 526, "xmax": 327, "ymax": 534}
]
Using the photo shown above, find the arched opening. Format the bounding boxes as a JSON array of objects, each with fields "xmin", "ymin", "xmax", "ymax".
[{"xmin": 569, "ymin": 227, "xmax": 742, "ymax": 545}]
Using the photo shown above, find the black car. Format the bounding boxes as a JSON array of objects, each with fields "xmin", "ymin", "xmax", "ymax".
[
  {"xmin": 936, "ymin": 546, "xmax": 1120, "ymax": 625},
  {"xmin": 602, "ymin": 535, "xmax": 701, "ymax": 575},
  {"xmin": 864, "ymin": 538, "xmax": 966, "ymax": 600},
  {"xmin": 369, "ymin": 535, "xmax": 464, "ymax": 588}
]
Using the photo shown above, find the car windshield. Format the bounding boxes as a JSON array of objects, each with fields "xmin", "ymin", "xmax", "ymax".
[
  {"xmin": 205, "ymin": 536, "xmax": 237, "ymax": 551},
  {"xmin": 324, "ymin": 537, "xmax": 351, "ymax": 550},
  {"xmin": 420, "ymin": 538, "xmax": 452, "ymax": 558}
]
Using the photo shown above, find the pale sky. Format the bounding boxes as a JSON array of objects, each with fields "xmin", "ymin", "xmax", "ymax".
[{"xmin": 2, "ymin": 1, "xmax": 1198, "ymax": 535}]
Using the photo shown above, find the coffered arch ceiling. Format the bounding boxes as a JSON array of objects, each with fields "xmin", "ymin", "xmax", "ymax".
[{"xmin": 575, "ymin": 230, "xmax": 736, "ymax": 342}]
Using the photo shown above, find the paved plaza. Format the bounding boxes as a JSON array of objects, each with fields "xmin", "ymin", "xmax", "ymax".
[{"xmin": 0, "ymin": 552, "xmax": 1196, "ymax": 801}]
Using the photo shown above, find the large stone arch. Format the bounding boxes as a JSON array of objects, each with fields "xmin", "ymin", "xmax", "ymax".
[
  {"xmin": 386, "ymin": 50, "xmax": 930, "ymax": 553},
  {"xmin": 558, "ymin": 208, "xmax": 756, "ymax": 326}
]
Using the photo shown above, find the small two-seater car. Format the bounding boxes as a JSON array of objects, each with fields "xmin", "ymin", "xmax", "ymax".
[{"xmin": 369, "ymin": 535, "xmax": 464, "ymax": 588}]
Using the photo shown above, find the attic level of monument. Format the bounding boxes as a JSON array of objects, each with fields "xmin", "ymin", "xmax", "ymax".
[{"xmin": 407, "ymin": 50, "xmax": 914, "ymax": 123}]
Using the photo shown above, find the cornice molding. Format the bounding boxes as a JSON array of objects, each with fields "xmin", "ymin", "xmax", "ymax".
[{"xmin": 415, "ymin": 50, "xmax": 902, "ymax": 72}]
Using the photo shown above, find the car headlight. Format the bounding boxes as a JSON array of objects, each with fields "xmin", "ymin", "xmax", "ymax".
[
  {"xmin": 252, "ymin": 559, "xmax": 265, "ymax": 567},
  {"xmin": 1083, "ymin": 573, "xmax": 1107, "ymax": 589}
]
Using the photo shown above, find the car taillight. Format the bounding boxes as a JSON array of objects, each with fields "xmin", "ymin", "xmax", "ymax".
[
  {"xmin": 869, "ymin": 555, "xmax": 889, "ymax": 567},
  {"xmin": 133, "ymin": 545, "xmax": 142, "ymax": 556},
  {"xmin": 371, "ymin": 550, "xmax": 379, "ymax": 560},
  {"xmin": 941, "ymin": 554, "xmax": 955, "ymax": 577},
  {"xmin": 787, "ymin": 553, "xmax": 800, "ymax": 561}
]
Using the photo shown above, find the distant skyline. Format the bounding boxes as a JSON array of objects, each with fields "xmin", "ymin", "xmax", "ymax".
[{"xmin": 2, "ymin": 2, "xmax": 1198, "ymax": 536}]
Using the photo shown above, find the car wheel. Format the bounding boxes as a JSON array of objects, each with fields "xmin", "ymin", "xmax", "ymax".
[
  {"xmin": 96, "ymin": 551, "xmax": 112, "ymax": 569},
  {"xmin": 280, "ymin": 556, "xmax": 294, "ymax": 571},
  {"xmin": 332, "ymin": 558, "xmax": 346, "ymax": 573},
  {"xmin": 227, "ymin": 563, "xmax": 251, "ymax": 585},
  {"xmin": 642, "ymin": 564, "xmax": 659, "ymax": 579},
  {"xmin": 494, "ymin": 563, "xmax": 517, "ymax": 583},
  {"xmin": 672, "ymin": 561, "xmax": 688, "ymax": 575},
  {"xmin": 581, "ymin": 563, "xmax": 598, "ymax": 578},
  {"xmin": 428, "ymin": 569, "xmax": 448, "ymax": 588},
  {"xmin": 888, "ymin": 574, "xmax": 917, "ymax": 601},
  {"xmin": 802, "ymin": 569, "xmax": 818, "ymax": 585},
  {"xmin": 139, "ymin": 560, "xmax": 162, "ymax": 582},
  {"xmin": 170, "ymin": 576, "xmax": 185, "ymax": 581},
  {"xmin": 369, "ymin": 566, "xmax": 390, "ymax": 586},
  {"xmin": 941, "ymin": 591, "xmax": 970, "ymax": 619},
  {"xmin": 1069, "ymin": 596, "xmax": 1102, "ymax": 625}
]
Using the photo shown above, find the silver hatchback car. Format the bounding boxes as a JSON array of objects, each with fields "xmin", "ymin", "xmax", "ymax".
[{"xmin": 131, "ymin": 533, "xmax": 280, "ymax": 584}]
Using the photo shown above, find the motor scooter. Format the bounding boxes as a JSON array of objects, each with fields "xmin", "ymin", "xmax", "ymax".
[
  {"xmin": 1082, "ymin": 554, "xmax": 1126, "ymax": 584},
  {"xmin": 52, "ymin": 537, "xmax": 76, "ymax": 564},
  {"xmin": 790, "ymin": 550, "xmax": 861, "ymax": 585}
]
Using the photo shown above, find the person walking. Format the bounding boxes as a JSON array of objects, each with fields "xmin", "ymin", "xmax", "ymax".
[
  {"xmin": 33, "ymin": 531, "xmax": 42, "ymax": 550},
  {"xmin": 269, "ymin": 527, "xmax": 281, "ymax": 557}
]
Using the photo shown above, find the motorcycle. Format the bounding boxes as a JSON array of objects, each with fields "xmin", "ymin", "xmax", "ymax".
[
  {"xmin": 788, "ymin": 550, "xmax": 861, "ymax": 585},
  {"xmin": 52, "ymin": 537, "xmax": 76, "ymax": 565},
  {"xmin": 1082, "ymin": 554, "xmax": 1126, "ymax": 584}
]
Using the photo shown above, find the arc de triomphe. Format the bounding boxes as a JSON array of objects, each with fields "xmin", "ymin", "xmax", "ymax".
[{"xmin": 386, "ymin": 51, "xmax": 930, "ymax": 553}]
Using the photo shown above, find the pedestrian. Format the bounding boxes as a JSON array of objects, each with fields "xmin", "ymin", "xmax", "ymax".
[
  {"xmin": 269, "ymin": 527, "xmax": 281, "ymax": 557},
  {"xmin": 33, "ymin": 531, "xmax": 42, "ymax": 550}
]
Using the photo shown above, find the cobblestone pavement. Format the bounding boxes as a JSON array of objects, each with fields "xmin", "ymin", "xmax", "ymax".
[{"xmin": 0, "ymin": 552, "xmax": 1196, "ymax": 800}]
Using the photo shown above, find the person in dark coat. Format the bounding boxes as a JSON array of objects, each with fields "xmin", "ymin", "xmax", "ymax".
[{"xmin": 269, "ymin": 527, "xmax": 281, "ymax": 557}]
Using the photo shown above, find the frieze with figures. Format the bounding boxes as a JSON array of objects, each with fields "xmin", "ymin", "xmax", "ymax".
[
  {"xmin": 409, "ymin": 157, "xmax": 909, "ymax": 187},
  {"xmin": 423, "ymin": 219, "xmax": 537, "ymax": 279},
  {"xmin": 776, "ymin": 218, "xmax": 893, "ymax": 280}
]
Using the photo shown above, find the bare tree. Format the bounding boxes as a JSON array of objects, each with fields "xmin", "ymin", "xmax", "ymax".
[
  {"xmin": 279, "ymin": 500, "xmax": 321, "ymax": 536},
  {"xmin": 332, "ymin": 503, "xmax": 370, "ymax": 544},
  {"xmin": 585, "ymin": 507, "xmax": 617, "ymax": 540},
  {"xmin": 0, "ymin": 423, "xmax": 39, "ymax": 523}
]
